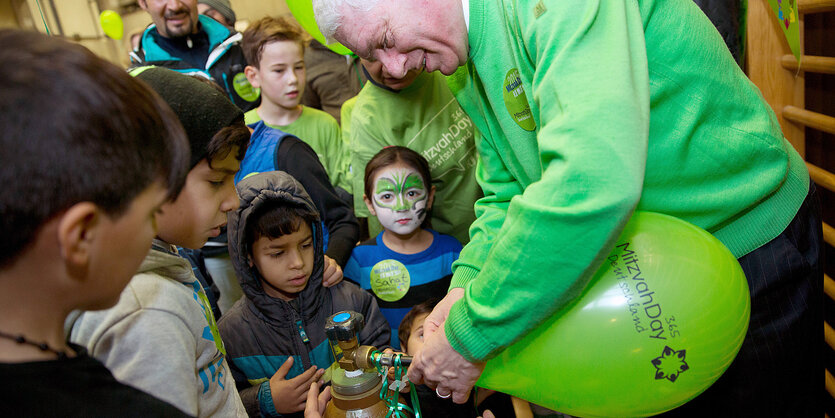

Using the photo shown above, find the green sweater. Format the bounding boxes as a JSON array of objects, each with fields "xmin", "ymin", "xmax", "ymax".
[
  {"xmin": 446, "ymin": 0, "xmax": 809, "ymax": 362},
  {"xmin": 245, "ymin": 106, "xmax": 351, "ymax": 191},
  {"xmin": 347, "ymin": 71, "xmax": 481, "ymax": 244}
]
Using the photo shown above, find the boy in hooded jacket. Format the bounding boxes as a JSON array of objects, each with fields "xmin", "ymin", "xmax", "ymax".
[{"xmin": 218, "ymin": 171, "xmax": 390, "ymax": 417}]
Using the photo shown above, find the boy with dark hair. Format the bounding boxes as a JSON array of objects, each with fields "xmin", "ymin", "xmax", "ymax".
[
  {"xmin": 218, "ymin": 171, "xmax": 390, "ymax": 417},
  {"xmin": 0, "ymin": 30, "xmax": 190, "ymax": 416},
  {"xmin": 70, "ymin": 67, "xmax": 251, "ymax": 417},
  {"xmin": 238, "ymin": 16, "xmax": 358, "ymax": 271}
]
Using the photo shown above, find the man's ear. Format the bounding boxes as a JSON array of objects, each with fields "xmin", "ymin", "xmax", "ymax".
[
  {"xmin": 57, "ymin": 202, "xmax": 100, "ymax": 275},
  {"xmin": 244, "ymin": 65, "xmax": 260, "ymax": 88},
  {"xmin": 426, "ymin": 185, "xmax": 436, "ymax": 211},
  {"xmin": 363, "ymin": 194, "xmax": 376, "ymax": 216},
  {"xmin": 136, "ymin": 0, "xmax": 148, "ymax": 11}
]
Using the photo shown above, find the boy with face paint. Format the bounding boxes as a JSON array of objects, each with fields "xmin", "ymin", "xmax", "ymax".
[{"xmin": 344, "ymin": 147, "xmax": 462, "ymax": 349}]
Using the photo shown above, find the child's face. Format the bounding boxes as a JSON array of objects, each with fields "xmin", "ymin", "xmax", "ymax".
[
  {"xmin": 250, "ymin": 221, "xmax": 314, "ymax": 301},
  {"xmin": 404, "ymin": 312, "xmax": 429, "ymax": 356},
  {"xmin": 155, "ymin": 147, "xmax": 241, "ymax": 249},
  {"xmin": 88, "ymin": 181, "xmax": 168, "ymax": 309},
  {"xmin": 365, "ymin": 163, "xmax": 430, "ymax": 236},
  {"xmin": 248, "ymin": 40, "xmax": 305, "ymax": 111}
]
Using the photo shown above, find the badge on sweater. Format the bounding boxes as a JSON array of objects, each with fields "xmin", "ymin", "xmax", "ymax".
[
  {"xmin": 503, "ymin": 68, "xmax": 536, "ymax": 131},
  {"xmin": 233, "ymin": 72, "xmax": 260, "ymax": 102},
  {"xmin": 370, "ymin": 259, "xmax": 410, "ymax": 302}
]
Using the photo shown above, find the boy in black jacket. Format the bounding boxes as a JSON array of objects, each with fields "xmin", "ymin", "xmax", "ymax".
[{"xmin": 218, "ymin": 171, "xmax": 389, "ymax": 417}]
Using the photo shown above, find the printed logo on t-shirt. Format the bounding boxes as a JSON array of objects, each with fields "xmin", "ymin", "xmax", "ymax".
[
  {"xmin": 233, "ymin": 72, "xmax": 260, "ymax": 102},
  {"xmin": 502, "ymin": 68, "xmax": 536, "ymax": 131},
  {"xmin": 370, "ymin": 259, "xmax": 410, "ymax": 302}
]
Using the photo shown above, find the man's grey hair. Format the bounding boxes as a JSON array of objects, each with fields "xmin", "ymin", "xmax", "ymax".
[{"xmin": 312, "ymin": 0, "xmax": 381, "ymax": 45}]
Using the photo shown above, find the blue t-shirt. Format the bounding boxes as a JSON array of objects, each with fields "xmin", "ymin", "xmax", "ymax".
[{"xmin": 344, "ymin": 230, "xmax": 461, "ymax": 349}]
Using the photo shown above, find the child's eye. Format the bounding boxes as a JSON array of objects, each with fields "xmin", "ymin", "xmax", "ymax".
[
  {"xmin": 269, "ymin": 251, "xmax": 284, "ymax": 258},
  {"xmin": 381, "ymin": 193, "xmax": 393, "ymax": 200},
  {"xmin": 302, "ymin": 242, "xmax": 313, "ymax": 249}
]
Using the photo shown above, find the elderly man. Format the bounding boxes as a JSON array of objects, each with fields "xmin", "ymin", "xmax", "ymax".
[
  {"xmin": 313, "ymin": 0, "xmax": 821, "ymax": 416},
  {"xmin": 132, "ymin": 0, "xmax": 258, "ymax": 111}
]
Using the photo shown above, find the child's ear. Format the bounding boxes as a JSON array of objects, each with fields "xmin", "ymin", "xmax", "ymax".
[
  {"xmin": 57, "ymin": 202, "xmax": 100, "ymax": 276},
  {"xmin": 244, "ymin": 65, "xmax": 260, "ymax": 88},
  {"xmin": 426, "ymin": 185, "xmax": 436, "ymax": 210},
  {"xmin": 363, "ymin": 194, "xmax": 376, "ymax": 216}
]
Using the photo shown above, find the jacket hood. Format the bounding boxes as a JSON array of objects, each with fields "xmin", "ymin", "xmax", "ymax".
[
  {"xmin": 228, "ymin": 171, "xmax": 326, "ymax": 321},
  {"xmin": 136, "ymin": 239, "xmax": 195, "ymax": 282}
]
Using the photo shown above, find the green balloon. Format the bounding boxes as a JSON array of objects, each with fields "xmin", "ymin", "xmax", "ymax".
[
  {"xmin": 477, "ymin": 211, "xmax": 750, "ymax": 417},
  {"xmin": 288, "ymin": 0, "xmax": 353, "ymax": 56},
  {"xmin": 99, "ymin": 10, "xmax": 123, "ymax": 40}
]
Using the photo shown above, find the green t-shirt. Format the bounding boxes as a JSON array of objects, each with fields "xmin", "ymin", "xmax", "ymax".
[
  {"xmin": 245, "ymin": 106, "xmax": 351, "ymax": 192},
  {"xmin": 348, "ymin": 71, "xmax": 482, "ymax": 244},
  {"xmin": 444, "ymin": 0, "xmax": 809, "ymax": 361}
]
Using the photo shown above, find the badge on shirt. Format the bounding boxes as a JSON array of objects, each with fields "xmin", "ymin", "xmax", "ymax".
[
  {"xmin": 233, "ymin": 72, "xmax": 260, "ymax": 102},
  {"xmin": 503, "ymin": 68, "xmax": 536, "ymax": 131},
  {"xmin": 370, "ymin": 259, "xmax": 410, "ymax": 302}
]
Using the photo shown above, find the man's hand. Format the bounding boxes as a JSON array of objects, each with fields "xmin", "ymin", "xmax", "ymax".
[
  {"xmin": 322, "ymin": 255, "xmax": 343, "ymax": 287},
  {"xmin": 270, "ymin": 357, "xmax": 326, "ymax": 414},
  {"xmin": 407, "ymin": 288, "xmax": 485, "ymax": 404},
  {"xmin": 304, "ymin": 381, "xmax": 332, "ymax": 418},
  {"xmin": 421, "ymin": 288, "xmax": 465, "ymax": 339}
]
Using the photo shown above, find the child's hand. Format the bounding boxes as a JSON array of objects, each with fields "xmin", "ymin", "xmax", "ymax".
[
  {"xmin": 269, "ymin": 357, "xmax": 326, "ymax": 414},
  {"xmin": 383, "ymin": 348, "xmax": 411, "ymax": 393},
  {"xmin": 322, "ymin": 255, "xmax": 343, "ymax": 287},
  {"xmin": 304, "ymin": 381, "xmax": 331, "ymax": 418},
  {"xmin": 479, "ymin": 410, "xmax": 495, "ymax": 418}
]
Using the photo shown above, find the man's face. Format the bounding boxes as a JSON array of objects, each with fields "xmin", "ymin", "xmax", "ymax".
[
  {"xmin": 246, "ymin": 41, "xmax": 305, "ymax": 111},
  {"xmin": 361, "ymin": 58, "xmax": 421, "ymax": 90},
  {"xmin": 139, "ymin": 0, "xmax": 199, "ymax": 39},
  {"xmin": 334, "ymin": 0, "xmax": 468, "ymax": 76},
  {"xmin": 250, "ymin": 222, "xmax": 315, "ymax": 301},
  {"xmin": 155, "ymin": 147, "xmax": 241, "ymax": 249}
]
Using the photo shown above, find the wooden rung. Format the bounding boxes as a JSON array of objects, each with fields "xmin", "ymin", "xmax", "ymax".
[
  {"xmin": 807, "ymin": 163, "xmax": 835, "ymax": 193},
  {"xmin": 782, "ymin": 106, "xmax": 835, "ymax": 135},
  {"xmin": 781, "ymin": 55, "xmax": 835, "ymax": 74},
  {"xmin": 825, "ymin": 221, "xmax": 835, "ymax": 248},
  {"xmin": 826, "ymin": 274, "xmax": 835, "ymax": 301},
  {"xmin": 828, "ymin": 368, "xmax": 835, "ymax": 400},
  {"xmin": 827, "ymin": 321, "xmax": 835, "ymax": 351},
  {"xmin": 799, "ymin": 0, "xmax": 835, "ymax": 13}
]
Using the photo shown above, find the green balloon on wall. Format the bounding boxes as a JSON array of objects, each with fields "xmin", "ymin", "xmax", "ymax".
[
  {"xmin": 99, "ymin": 10, "xmax": 123, "ymax": 40},
  {"xmin": 477, "ymin": 211, "xmax": 750, "ymax": 417},
  {"xmin": 287, "ymin": 0, "xmax": 353, "ymax": 56}
]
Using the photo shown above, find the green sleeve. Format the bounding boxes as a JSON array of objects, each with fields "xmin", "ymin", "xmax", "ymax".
[{"xmin": 447, "ymin": 0, "xmax": 650, "ymax": 361}]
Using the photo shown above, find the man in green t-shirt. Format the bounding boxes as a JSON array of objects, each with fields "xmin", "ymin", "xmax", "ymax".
[
  {"xmin": 345, "ymin": 58, "xmax": 481, "ymax": 245},
  {"xmin": 313, "ymin": 0, "xmax": 822, "ymax": 415}
]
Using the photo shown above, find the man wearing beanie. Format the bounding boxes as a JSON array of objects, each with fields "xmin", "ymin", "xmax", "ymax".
[
  {"xmin": 198, "ymin": 0, "xmax": 236, "ymax": 28},
  {"xmin": 69, "ymin": 67, "xmax": 250, "ymax": 418},
  {"xmin": 131, "ymin": 0, "xmax": 258, "ymax": 112}
]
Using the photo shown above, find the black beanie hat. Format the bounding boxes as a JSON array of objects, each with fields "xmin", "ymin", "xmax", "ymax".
[{"xmin": 133, "ymin": 66, "xmax": 243, "ymax": 168}]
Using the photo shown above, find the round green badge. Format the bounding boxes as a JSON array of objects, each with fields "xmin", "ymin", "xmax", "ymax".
[
  {"xmin": 232, "ymin": 72, "xmax": 260, "ymax": 102},
  {"xmin": 370, "ymin": 259, "xmax": 410, "ymax": 302},
  {"xmin": 502, "ymin": 68, "xmax": 536, "ymax": 131}
]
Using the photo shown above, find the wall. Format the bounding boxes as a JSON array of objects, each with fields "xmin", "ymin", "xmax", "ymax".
[{"xmin": 0, "ymin": 0, "xmax": 291, "ymax": 66}]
